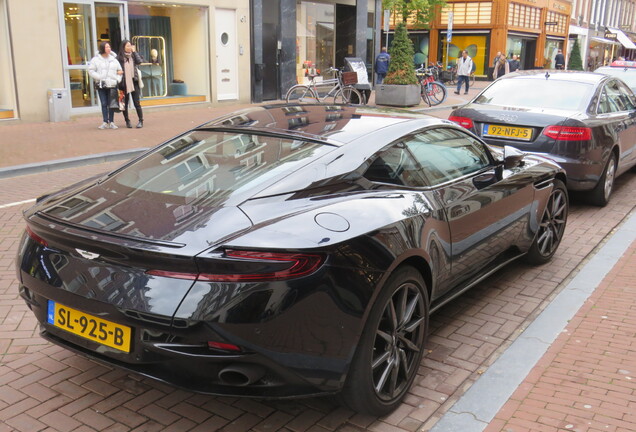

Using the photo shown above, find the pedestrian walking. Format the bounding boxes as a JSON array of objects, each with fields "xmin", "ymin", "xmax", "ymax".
[
  {"xmin": 375, "ymin": 47, "xmax": 390, "ymax": 85},
  {"xmin": 493, "ymin": 54, "xmax": 510, "ymax": 79},
  {"xmin": 454, "ymin": 50, "xmax": 473, "ymax": 95},
  {"xmin": 117, "ymin": 40, "xmax": 144, "ymax": 128},
  {"xmin": 554, "ymin": 49, "xmax": 565, "ymax": 70},
  {"xmin": 88, "ymin": 42, "xmax": 123, "ymax": 129}
]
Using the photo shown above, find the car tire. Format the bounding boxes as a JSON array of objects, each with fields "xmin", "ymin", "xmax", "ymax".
[
  {"xmin": 589, "ymin": 152, "xmax": 617, "ymax": 207},
  {"xmin": 339, "ymin": 266, "xmax": 429, "ymax": 416},
  {"xmin": 524, "ymin": 179, "xmax": 568, "ymax": 265}
]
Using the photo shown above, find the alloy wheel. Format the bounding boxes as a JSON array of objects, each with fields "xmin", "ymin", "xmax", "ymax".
[
  {"xmin": 537, "ymin": 186, "xmax": 567, "ymax": 257},
  {"xmin": 371, "ymin": 282, "xmax": 426, "ymax": 401}
]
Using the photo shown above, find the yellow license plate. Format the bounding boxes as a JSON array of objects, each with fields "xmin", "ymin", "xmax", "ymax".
[
  {"xmin": 483, "ymin": 124, "xmax": 533, "ymax": 141},
  {"xmin": 47, "ymin": 300, "xmax": 131, "ymax": 352}
]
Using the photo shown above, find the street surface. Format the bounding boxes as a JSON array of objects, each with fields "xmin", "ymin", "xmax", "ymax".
[{"xmin": 1, "ymin": 96, "xmax": 636, "ymax": 431}]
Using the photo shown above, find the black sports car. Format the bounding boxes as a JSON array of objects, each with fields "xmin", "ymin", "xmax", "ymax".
[
  {"xmin": 17, "ymin": 104, "xmax": 568, "ymax": 415},
  {"xmin": 449, "ymin": 70, "xmax": 636, "ymax": 206}
]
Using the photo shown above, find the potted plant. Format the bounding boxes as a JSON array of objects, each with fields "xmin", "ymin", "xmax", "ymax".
[
  {"xmin": 375, "ymin": 0, "xmax": 446, "ymax": 107},
  {"xmin": 375, "ymin": 21, "xmax": 421, "ymax": 106}
]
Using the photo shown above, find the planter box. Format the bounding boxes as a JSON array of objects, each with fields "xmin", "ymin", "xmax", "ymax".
[{"xmin": 374, "ymin": 84, "xmax": 421, "ymax": 107}]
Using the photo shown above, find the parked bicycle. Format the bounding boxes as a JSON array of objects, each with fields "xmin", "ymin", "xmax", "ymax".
[
  {"xmin": 415, "ymin": 66, "xmax": 447, "ymax": 107},
  {"xmin": 285, "ymin": 67, "xmax": 364, "ymax": 105}
]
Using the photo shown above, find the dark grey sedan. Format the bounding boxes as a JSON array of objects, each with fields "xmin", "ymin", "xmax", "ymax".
[{"xmin": 450, "ymin": 70, "xmax": 636, "ymax": 206}]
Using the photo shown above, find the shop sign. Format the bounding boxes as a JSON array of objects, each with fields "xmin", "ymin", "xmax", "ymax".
[{"xmin": 604, "ymin": 30, "xmax": 618, "ymax": 41}]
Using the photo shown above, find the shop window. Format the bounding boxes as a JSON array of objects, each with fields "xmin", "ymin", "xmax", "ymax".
[
  {"xmin": 296, "ymin": 2, "xmax": 335, "ymax": 85},
  {"xmin": 441, "ymin": 35, "xmax": 487, "ymax": 76},
  {"xmin": 128, "ymin": 3, "xmax": 209, "ymax": 99},
  {"xmin": 545, "ymin": 12, "xmax": 567, "ymax": 34}
]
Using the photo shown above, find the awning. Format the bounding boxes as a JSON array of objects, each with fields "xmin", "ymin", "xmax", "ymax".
[
  {"xmin": 590, "ymin": 36, "xmax": 621, "ymax": 46},
  {"xmin": 607, "ymin": 27, "xmax": 636, "ymax": 49}
]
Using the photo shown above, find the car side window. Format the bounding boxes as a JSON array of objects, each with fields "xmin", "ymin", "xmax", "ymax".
[
  {"xmin": 599, "ymin": 81, "xmax": 627, "ymax": 113},
  {"xmin": 405, "ymin": 128, "xmax": 491, "ymax": 186},
  {"xmin": 364, "ymin": 144, "xmax": 428, "ymax": 187},
  {"xmin": 616, "ymin": 81, "xmax": 636, "ymax": 111}
]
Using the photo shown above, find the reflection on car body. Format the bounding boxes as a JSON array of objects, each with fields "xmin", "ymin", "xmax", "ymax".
[{"xmin": 17, "ymin": 104, "xmax": 567, "ymax": 415}]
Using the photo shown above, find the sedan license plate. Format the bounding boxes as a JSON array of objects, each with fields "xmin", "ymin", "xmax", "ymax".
[
  {"xmin": 47, "ymin": 300, "xmax": 131, "ymax": 352},
  {"xmin": 483, "ymin": 124, "xmax": 533, "ymax": 141}
]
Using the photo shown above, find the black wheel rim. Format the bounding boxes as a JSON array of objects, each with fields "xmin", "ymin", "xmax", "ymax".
[
  {"xmin": 536, "ymin": 186, "xmax": 567, "ymax": 257},
  {"xmin": 372, "ymin": 282, "xmax": 426, "ymax": 402}
]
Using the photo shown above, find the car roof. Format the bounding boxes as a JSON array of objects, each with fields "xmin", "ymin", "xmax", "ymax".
[
  {"xmin": 198, "ymin": 104, "xmax": 444, "ymax": 146},
  {"xmin": 499, "ymin": 70, "xmax": 608, "ymax": 84}
]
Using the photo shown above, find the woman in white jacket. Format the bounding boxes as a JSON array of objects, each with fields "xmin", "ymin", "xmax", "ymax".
[{"xmin": 88, "ymin": 42, "xmax": 123, "ymax": 129}]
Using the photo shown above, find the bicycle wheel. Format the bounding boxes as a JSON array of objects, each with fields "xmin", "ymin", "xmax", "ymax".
[
  {"xmin": 286, "ymin": 85, "xmax": 318, "ymax": 103},
  {"xmin": 333, "ymin": 86, "xmax": 364, "ymax": 104},
  {"xmin": 420, "ymin": 83, "xmax": 431, "ymax": 106},
  {"xmin": 470, "ymin": 73, "xmax": 476, "ymax": 86},
  {"xmin": 426, "ymin": 82, "xmax": 447, "ymax": 106},
  {"xmin": 448, "ymin": 71, "xmax": 456, "ymax": 85}
]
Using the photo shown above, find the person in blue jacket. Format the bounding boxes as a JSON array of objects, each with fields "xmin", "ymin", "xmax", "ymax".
[{"xmin": 375, "ymin": 47, "xmax": 390, "ymax": 84}]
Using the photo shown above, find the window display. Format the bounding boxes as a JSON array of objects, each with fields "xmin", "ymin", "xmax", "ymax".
[{"xmin": 133, "ymin": 36, "xmax": 167, "ymax": 97}]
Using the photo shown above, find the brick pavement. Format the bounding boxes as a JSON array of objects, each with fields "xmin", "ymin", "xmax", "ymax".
[
  {"xmin": 1, "ymin": 89, "xmax": 636, "ymax": 431},
  {"xmin": 485, "ymin": 240, "xmax": 636, "ymax": 432}
]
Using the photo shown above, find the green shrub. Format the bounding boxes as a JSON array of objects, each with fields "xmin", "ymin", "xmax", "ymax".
[{"xmin": 384, "ymin": 22, "xmax": 418, "ymax": 85}]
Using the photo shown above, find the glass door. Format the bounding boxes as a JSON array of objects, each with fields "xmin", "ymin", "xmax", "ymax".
[{"xmin": 60, "ymin": 1, "xmax": 127, "ymax": 110}]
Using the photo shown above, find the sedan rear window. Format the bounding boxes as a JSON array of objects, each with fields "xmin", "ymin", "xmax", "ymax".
[
  {"xmin": 474, "ymin": 79, "xmax": 595, "ymax": 111},
  {"xmin": 107, "ymin": 131, "xmax": 334, "ymax": 203}
]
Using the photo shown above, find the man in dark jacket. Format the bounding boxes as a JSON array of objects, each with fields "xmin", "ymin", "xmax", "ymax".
[
  {"xmin": 375, "ymin": 47, "xmax": 390, "ymax": 84},
  {"xmin": 509, "ymin": 54, "xmax": 520, "ymax": 72},
  {"xmin": 554, "ymin": 49, "xmax": 565, "ymax": 70}
]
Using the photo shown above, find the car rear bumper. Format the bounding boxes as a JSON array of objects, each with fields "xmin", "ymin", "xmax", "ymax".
[{"xmin": 520, "ymin": 151, "xmax": 604, "ymax": 191}]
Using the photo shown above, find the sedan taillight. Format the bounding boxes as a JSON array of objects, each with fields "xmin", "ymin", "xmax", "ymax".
[
  {"xmin": 449, "ymin": 116, "xmax": 474, "ymax": 129},
  {"xmin": 147, "ymin": 250, "xmax": 324, "ymax": 282},
  {"xmin": 26, "ymin": 226, "xmax": 48, "ymax": 247},
  {"xmin": 543, "ymin": 125, "xmax": 592, "ymax": 141}
]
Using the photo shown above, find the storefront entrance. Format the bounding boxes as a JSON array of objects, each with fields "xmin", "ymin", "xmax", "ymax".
[
  {"xmin": 507, "ymin": 34, "xmax": 537, "ymax": 70},
  {"xmin": 59, "ymin": 0, "xmax": 210, "ymax": 114},
  {"xmin": 61, "ymin": 1, "xmax": 127, "ymax": 110}
]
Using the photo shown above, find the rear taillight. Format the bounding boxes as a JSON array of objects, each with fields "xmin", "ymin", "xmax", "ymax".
[
  {"xmin": 146, "ymin": 250, "xmax": 324, "ymax": 282},
  {"xmin": 449, "ymin": 116, "xmax": 474, "ymax": 129},
  {"xmin": 543, "ymin": 125, "xmax": 592, "ymax": 141},
  {"xmin": 26, "ymin": 226, "xmax": 48, "ymax": 247}
]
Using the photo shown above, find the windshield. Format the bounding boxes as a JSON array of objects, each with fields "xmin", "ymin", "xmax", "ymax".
[
  {"xmin": 105, "ymin": 130, "xmax": 335, "ymax": 204},
  {"xmin": 474, "ymin": 78, "xmax": 595, "ymax": 111}
]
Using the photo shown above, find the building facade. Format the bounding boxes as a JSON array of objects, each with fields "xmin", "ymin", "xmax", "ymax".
[
  {"xmin": 569, "ymin": 0, "xmax": 636, "ymax": 70},
  {"xmin": 1, "ymin": 0, "xmax": 252, "ymax": 123},
  {"xmin": 251, "ymin": 0, "xmax": 378, "ymax": 102}
]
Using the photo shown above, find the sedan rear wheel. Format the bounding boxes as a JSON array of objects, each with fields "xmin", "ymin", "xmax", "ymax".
[
  {"xmin": 340, "ymin": 266, "xmax": 428, "ymax": 416},
  {"xmin": 590, "ymin": 153, "xmax": 617, "ymax": 207},
  {"xmin": 524, "ymin": 179, "xmax": 568, "ymax": 265}
]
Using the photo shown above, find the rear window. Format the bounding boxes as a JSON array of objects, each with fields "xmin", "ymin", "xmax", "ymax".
[
  {"xmin": 474, "ymin": 79, "xmax": 595, "ymax": 111},
  {"xmin": 107, "ymin": 130, "xmax": 334, "ymax": 203}
]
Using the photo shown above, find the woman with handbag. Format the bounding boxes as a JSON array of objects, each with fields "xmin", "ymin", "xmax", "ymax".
[
  {"xmin": 117, "ymin": 40, "xmax": 145, "ymax": 128},
  {"xmin": 88, "ymin": 42, "xmax": 123, "ymax": 129}
]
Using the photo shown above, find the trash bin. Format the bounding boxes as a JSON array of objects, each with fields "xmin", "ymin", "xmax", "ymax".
[{"xmin": 47, "ymin": 88, "xmax": 70, "ymax": 122}]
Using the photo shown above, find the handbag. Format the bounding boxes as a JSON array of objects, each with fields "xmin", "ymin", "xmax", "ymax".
[
  {"xmin": 108, "ymin": 87, "xmax": 120, "ymax": 111},
  {"xmin": 118, "ymin": 90, "xmax": 125, "ymax": 112},
  {"xmin": 137, "ymin": 67, "xmax": 144, "ymax": 89}
]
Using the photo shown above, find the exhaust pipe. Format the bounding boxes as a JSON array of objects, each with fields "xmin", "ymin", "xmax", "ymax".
[{"xmin": 218, "ymin": 364, "xmax": 265, "ymax": 386}]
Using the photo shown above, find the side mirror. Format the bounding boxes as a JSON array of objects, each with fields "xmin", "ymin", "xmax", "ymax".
[{"xmin": 503, "ymin": 145, "xmax": 525, "ymax": 169}]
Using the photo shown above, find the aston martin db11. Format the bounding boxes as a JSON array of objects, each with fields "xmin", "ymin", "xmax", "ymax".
[{"xmin": 17, "ymin": 104, "xmax": 568, "ymax": 415}]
